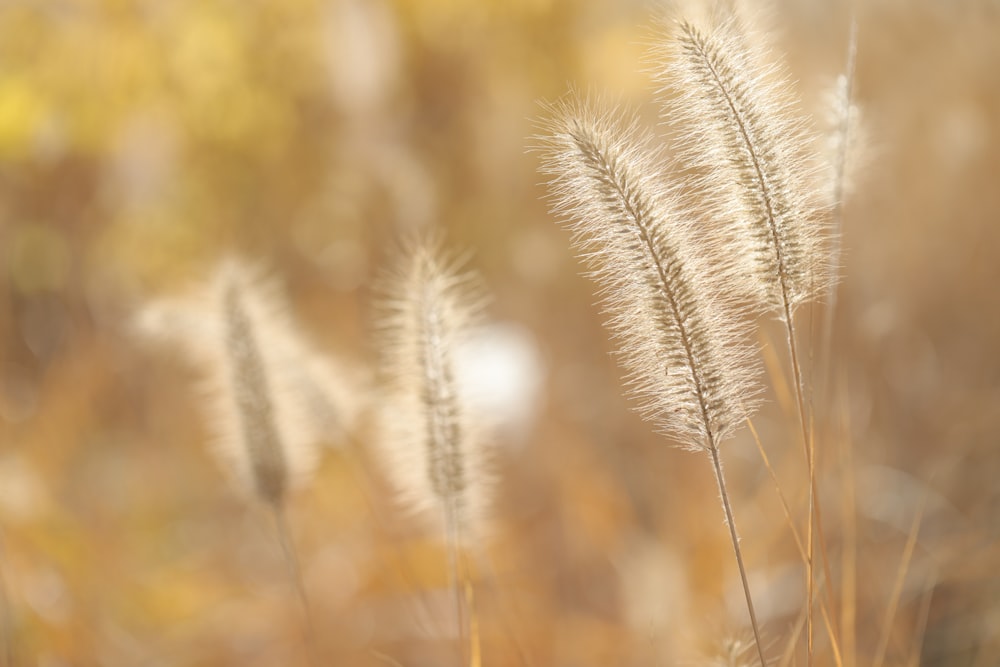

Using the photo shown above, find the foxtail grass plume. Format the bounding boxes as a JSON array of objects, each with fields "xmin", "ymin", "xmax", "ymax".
[
  {"xmin": 653, "ymin": 13, "xmax": 833, "ymax": 317},
  {"xmin": 654, "ymin": 16, "xmax": 839, "ymax": 664},
  {"xmin": 536, "ymin": 97, "xmax": 761, "ymax": 450},
  {"xmin": 822, "ymin": 17, "xmax": 867, "ymax": 327},
  {"xmin": 375, "ymin": 240, "xmax": 492, "ymax": 538},
  {"xmin": 819, "ymin": 17, "xmax": 867, "ymax": 380},
  {"xmin": 538, "ymin": 96, "xmax": 768, "ymax": 666},
  {"xmin": 135, "ymin": 259, "xmax": 351, "ymax": 505},
  {"xmin": 825, "ymin": 74, "xmax": 865, "ymax": 209},
  {"xmin": 825, "ymin": 17, "xmax": 864, "ymax": 212}
]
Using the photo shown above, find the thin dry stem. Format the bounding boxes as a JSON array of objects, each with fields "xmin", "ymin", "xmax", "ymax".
[
  {"xmin": 272, "ymin": 504, "xmax": 318, "ymax": 665},
  {"xmin": 906, "ymin": 577, "xmax": 935, "ymax": 667},
  {"xmin": 709, "ymin": 446, "xmax": 768, "ymax": 667},
  {"xmin": 838, "ymin": 373, "xmax": 858, "ymax": 667},
  {"xmin": 444, "ymin": 499, "xmax": 468, "ymax": 667},
  {"xmin": 464, "ymin": 560, "xmax": 482, "ymax": 667},
  {"xmin": 784, "ymin": 317, "xmax": 818, "ymax": 664},
  {"xmin": 0, "ymin": 531, "xmax": 13, "ymax": 667},
  {"xmin": 748, "ymin": 416, "xmax": 842, "ymax": 665},
  {"xmin": 873, "ymin": 502, "xmax": 926, "ymax": 667},
  {"xmin": 780, "ymin": 597, "xmax": 808, "ymax": 667}
]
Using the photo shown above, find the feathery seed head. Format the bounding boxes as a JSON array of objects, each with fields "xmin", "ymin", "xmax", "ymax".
[
  {"xmin": 653, "ymin": 14, "xmax": 833, "ymax": 315},
  {"xmin": 375, "ymin": 239, "xmax": 492, "ymax": 536},
  {"xmin": 134, "ymin": 259, "xmax": 358, "ymax": 504},
  {"xmin": 823, "ymin": 71, "xmax": 867, "ymax": 210},
  {"xmin": 221, "ymin": 279, "xmax": 288, "ymax": 503},
  {"xmin": 537, "ymin": 96, "xmax": 760, "ymax": 450}
]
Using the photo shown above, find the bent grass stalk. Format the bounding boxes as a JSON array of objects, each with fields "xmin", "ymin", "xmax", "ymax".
[
  {"xmin": 657, "ymin": 17, "xmax": 836, "ymax": 663},
  {"xmin": 538, "ymin": 98, "xmax": 766, "ymax": 667}
]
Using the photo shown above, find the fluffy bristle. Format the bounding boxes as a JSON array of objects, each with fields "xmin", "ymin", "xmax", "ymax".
[
  {"xmin": 375, "ymin": 240, "xmax": 491, "ymax": 536},
  {"xmin": 536, "ymin": 96, "xmax": 760, "ymax": 449},
  {"xmin": 653, "ymin": 14, "xmax": 832, "ymax": 314}
]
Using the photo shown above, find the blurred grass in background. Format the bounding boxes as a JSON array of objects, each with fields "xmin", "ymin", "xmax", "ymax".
[{"xmin": 1, "ymin": 0, "xmax": 999, "ymax": 664}]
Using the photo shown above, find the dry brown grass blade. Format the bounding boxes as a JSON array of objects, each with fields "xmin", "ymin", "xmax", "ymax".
[
  {"xmin": 464, "ymin": 574, "xmax": 482, "ymax": 667},
  {"xmin": 777, "ymin": 576, "xmax": 842, "ymax": 667},
  {"xmin": 757, "ymin": 328, "xmax": 828, "ymax": 667},
  {"xmin": 0, "ymin": 531, "xmax": 12, "ymax": 667},
  {"xmin": 780, "ymin": 594, "xmax": 808, "ymax": 667},
  {"xmin": 872, "ymin": 500, "xmax": 926, "ymax": 667},
  {"xmin": 906, "ymin": 575, "xmax": 935, "ymax": 667},
  {"xmin": 747, "ymin": 416, "xmax": 805, "ymax": 559},
  {"xmin": 759, "ymin": 329, "xmax": 794, "ymax": 415},
  {"xmin": 838, "ymin": 374, "xmax": 858, "ymax": 667},
  {"xmin": 483, "ymin": 552, "xmax": 534, "ymax": 667},
  {"xmin": 747, "ymin": 417, "xmax": 843, "ymax": 666},
  {"xmin": 341, "ymin": 434, "xmax": 445, "ymax": 638},
  {"xmin": 823, "ymin": 601, "xmax": 846, "ymax": 667}
]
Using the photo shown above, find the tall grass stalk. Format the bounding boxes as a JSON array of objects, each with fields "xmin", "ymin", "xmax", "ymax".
[
  {"xmin": 655, "ymin": 15, "xmax": 835, "ymax": 662},
  {"xmin": 376, "ymin": 240, "xmax": 490, "ymax": 666},
  {"xmin": 217, "ymin": 266, "xmax": 319, "ymax": 663},
  {"xmin": 538, "ymin": 98, "xmax": 766, "ymax": 667},
  {"xmin": 136, "ymin": 260, "xmax": 325, "ymax": 662}
]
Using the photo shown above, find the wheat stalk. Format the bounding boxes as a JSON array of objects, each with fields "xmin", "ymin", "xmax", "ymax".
[
  {"xmin": 654, "ymin": 14, "xmax": 834, "ymax": 664},
  {"xmin": 537, "ymin": 96, "xmax": 766, "ymax": 666}
]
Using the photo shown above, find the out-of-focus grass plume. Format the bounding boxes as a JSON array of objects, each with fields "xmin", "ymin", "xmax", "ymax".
[{"xmin": 1, "ymin": 0, "xmax": 1000, "ymax": 664}]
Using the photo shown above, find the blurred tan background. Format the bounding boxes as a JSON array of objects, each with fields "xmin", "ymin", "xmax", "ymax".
[{"xmin": 1, "ymin": 0, "xmax": 999, "ymax": 664}]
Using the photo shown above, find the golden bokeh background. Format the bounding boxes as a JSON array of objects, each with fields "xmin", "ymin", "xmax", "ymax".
[{"xmin": 1, "ymin": 0, "xmax": 999, "ymax": 664}]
